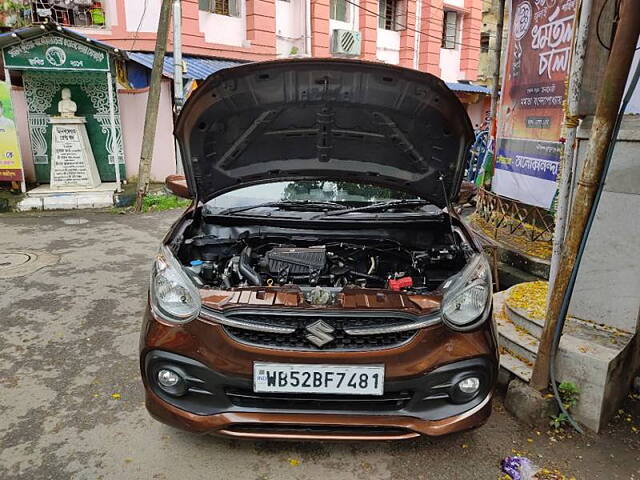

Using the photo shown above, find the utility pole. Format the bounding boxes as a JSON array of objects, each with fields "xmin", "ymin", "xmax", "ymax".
[
  {"xmin": 134, "ymin": 0, "xmax": 173, "ymax": 213},
  {"xmin": 530, "ymin": 0, "xmax": 640, "ymax": 390},
  {"xmin": 488, "ymin": 0, "xmax": 505, "ymax": 138},
  {"xmin": 547, "ymin": 0, "xmax": 593, "ymax": 301}
]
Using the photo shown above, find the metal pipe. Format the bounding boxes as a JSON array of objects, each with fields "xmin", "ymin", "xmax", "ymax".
[
  {"xmin": 488, "ymin": 0, "xmax": 505, "ymax": 140},
  {"xmin": 413, "ymin": 0, "xmax": 422, "ymax": 70},
  {"xmin": 172, "ymin": 0, "xmax": 184, "ymax": 111},
  {"xmin": 547, "ymin": 0, "xmax": 593, "ymax": 300},
  {"xmin": 106, "ymin": 70, "xmax": 121, "ymax": 193},
  {"xmin": 172, "ymin": 0, "xmax": 185, "ymax": 175},
  {"xmin": 239, "ymin": 246, "xmax": 262, "ymax": 286},
  {"xmin": 305, "ymin": 0, "xmax": 312, "ymax": 56}
]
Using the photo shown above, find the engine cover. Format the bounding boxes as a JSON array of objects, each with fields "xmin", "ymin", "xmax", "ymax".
[{"xmin": 265, "ymin": 247, "xmax": 326, "ymax": 274}]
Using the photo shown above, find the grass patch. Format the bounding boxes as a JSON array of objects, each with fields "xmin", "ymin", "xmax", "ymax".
[{"xmin": 142, "ymin": 193, "xmax": 190, "ymax": 212}]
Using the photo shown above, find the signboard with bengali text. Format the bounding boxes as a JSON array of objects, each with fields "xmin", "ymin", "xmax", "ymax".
[
  {"xmin": 491, "ymin": 0, "xmax": 577, "ymax": 209},
  {"xmin": 2, "ymin": 33, "xmax": 109, "ymax": 71}
]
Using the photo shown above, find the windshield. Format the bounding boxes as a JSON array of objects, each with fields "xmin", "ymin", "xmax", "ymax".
[{"xmin": 206, "ymin": 181, "xmax": 417, "ymax": 210}]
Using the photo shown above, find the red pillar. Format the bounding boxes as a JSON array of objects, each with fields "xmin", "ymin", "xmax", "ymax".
[
  {"xmin": 460, "ymin": 0, "xmax": 482, "ymax": 80},
  {"xmin": 359, "ymin": 0, "xmax": 378, "ymax": 61},
  {"xmin": 246, "ymin": 0, "xmax": 277, "ymax": 52},
  {"xmin": 311, "ymin": 0, "xmax": 331, "ymax": 57},
  {"xmin": 418, "ymin": 0, "xmax": 443, "ymax": 76},
  {"xmin": 399, "ymin": 0, "xmax": 417, "ymax": 68}
]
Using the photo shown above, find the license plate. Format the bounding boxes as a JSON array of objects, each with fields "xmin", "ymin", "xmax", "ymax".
[{"xmin": 253, "ymin": 363, "xmax": 385, "ymax": 395}]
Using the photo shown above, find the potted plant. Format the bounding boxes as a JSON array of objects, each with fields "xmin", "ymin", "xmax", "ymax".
[
  {"xmin": 0, "ymin": 0, "xmax": 29, "ymax": 27},
  {"xmin": 90, "ymin": 1, "xmax": 104, "ymax": 26}
]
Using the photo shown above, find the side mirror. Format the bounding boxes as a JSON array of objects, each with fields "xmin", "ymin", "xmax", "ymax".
[{"xmin": 165, "ymin": 175, "xmax": 191, "ymax": 199}]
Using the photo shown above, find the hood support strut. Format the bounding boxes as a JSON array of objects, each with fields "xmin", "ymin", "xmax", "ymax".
[
  {"xmin": 219, "ymin": 110, "xmax": 281, "ymax": 169},
  {"xmin": 439, "ymin": 173, "xmax": 459, "ymax": 248}
]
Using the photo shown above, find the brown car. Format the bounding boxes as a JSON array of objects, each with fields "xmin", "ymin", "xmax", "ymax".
[{"xmin": 140, "ymin": 59, "xmax": 498, "ymax": 441}]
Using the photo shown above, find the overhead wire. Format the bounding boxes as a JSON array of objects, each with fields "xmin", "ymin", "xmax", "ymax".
[
  {"xmin": 341, "ymin": 0, "xmax": 498, "ymax": 51},
  {"xmin": 130, "ymin": 0, "xmax": 149, "ymax": 51},
  {"xmin": 596, "ymin": 0, "xmax": 638, "ymax": 51}
]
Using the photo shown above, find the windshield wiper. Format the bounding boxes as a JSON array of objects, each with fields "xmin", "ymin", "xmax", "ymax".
[
  {"xmin": 315, "ymin": 199, "xmax": 432, "ymax": 218},
  {"xmin": 216, "ymin": 200, "xmax": 348, "ymax": 216}
]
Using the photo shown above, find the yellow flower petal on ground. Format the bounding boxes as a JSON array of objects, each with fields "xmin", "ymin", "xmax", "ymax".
[{"xmin": 506, "ymin": 281, "xmax": 548, "ymax": 321}]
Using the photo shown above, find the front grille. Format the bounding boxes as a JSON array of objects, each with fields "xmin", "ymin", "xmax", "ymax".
[
  {"xmin": 225, "ymin": 424, "xmax": 413, "ymax": 437},
  {"xmin": 225, "ymin": 388, "xmax": 413, "ymax": 412},
  {"xmin": 222, "ymin": 312, "xmax": 418, "ymax": 350}
]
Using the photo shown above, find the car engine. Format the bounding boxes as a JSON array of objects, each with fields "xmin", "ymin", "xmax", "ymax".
[{"xmin": 179, "ymin": 231, "xmax": 467, "ymax": 293}]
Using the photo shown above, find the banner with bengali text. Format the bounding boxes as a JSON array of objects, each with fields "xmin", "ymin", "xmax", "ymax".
[
  {"xmin": 492, "ymin": 0, "xmax": 577, "ymax": 209},
  {"xmin": 0, "ymin": 82, "xmax": 23, "ymax": 183}
]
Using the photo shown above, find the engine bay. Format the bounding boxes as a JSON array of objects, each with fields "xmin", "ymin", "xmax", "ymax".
[{"xmin": 176, "ymin": 220, "xmax": 470, "ymax": 295}]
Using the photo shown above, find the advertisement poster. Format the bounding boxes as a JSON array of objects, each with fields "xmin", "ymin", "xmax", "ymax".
[
  {"xmin": 0, "ymin": 81, "xmax": 23, "ymax": 183},
  {"xmin": 491, "ymin": 0, "xmax": 577, "ymax": 209}
]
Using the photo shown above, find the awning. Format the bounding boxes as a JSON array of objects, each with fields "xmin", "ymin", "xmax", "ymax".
[
  {"xmin": 126, "ymin": 53, "xmax": 490, "ymax": 94},
  {"xmin": 446, "ymin": 82, "xmax": 491, "ymax": 94},
  {"xmin": 127, "ymin": 52, "xmax": 244, "ymax": 80}
]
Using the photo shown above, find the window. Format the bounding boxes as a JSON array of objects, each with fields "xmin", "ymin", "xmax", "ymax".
[
  {"xmin": 442, "ymin": 10, "xmax": 458, "ymax": 49},
  {"xmin": 480, "ymin": 32, "xmax": 490, "ymax": 52},
  {"xmin": 330, "ymin": 0, "xmax": 349, "ymax": 22},
  {"xmin": 28, "ymin": 1, "xmax": 107, "ymax": 29},
  {"xmin": 207, "ymin": 181, "xmax": 416, "ymax": 210},
  {"xmin": 199, "ymin": 0, "xmax": 240, "ymax": 17},
  {"xmin": 378, "ymin": 0, "xmax": 406, "ymax": 31}
]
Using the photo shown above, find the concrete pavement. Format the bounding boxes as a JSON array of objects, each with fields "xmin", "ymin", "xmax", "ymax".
[{"xmin": 0, "ymin": 210, "xmax": 638, "ymax": 480}]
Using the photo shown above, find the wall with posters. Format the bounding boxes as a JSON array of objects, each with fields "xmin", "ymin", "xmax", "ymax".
[
  {"xmin": 491, "ymin": 0, "xmax": 577, "ymax": 209},
  {"xmin": 0, "ymin": 82, "xmax": 23, "ymax": 183}
]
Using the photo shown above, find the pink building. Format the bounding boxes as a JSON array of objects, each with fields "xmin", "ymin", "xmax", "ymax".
[
  {"xmin": 86, "ymin": 0, "xmax": 484, "ymax": 82},
  {"xmin": 2, "ymin": 0, "xmax": 488, "ymax": 188}
]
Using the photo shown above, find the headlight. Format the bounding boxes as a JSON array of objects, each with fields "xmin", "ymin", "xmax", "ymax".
[
  {"xmin": 441, "ymin": 254, "xmax": 492, "ymax": 330},
  {"xmin": 150, "ymin": 246, "xmax": 201, "ymax": 324}
]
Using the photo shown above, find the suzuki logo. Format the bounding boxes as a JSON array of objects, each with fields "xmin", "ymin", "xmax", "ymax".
[{"xmin": 305, "ymin": 320, "xmax": 335, "ymax": 347}]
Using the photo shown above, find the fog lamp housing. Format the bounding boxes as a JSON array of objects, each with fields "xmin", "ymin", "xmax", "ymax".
[
  {"xmin": 158, "ymin": 369, "xmax": 180, "ymax": 387},
  {"xmin": 153, "ymin": 366, "xmax": 187, "ymax": 396},
  {"xmin": 449, "ymin": 375, "xmax": 483, "ymax": 403},
  {"xmin": 457, "ymin": 376, "xmax": 480, "ymax": 394}
]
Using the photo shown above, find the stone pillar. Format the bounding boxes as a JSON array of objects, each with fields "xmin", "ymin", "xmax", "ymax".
[
  {"xmin": 418, "ymin": 0, "xmax": 443, "ymax": 76},
  {"xmin": 311, "ymin": 0, "xmax": 331, "ymax": 57},
  {"xmin": 359, "ymin": 0, "xmax": 378, "ymax": 61},
  {"xmin": 399, "ymin": 0, "xmax": 417, "ymax": 68},
  {"xmin": 460, "ymin": 0, "xmax": 482, "ymax": 80},
  {"xmin": 246, "ymin": 0, "xmax": 277, "ymax": 51}
]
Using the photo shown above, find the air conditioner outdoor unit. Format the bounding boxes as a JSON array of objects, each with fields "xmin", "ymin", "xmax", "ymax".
[{"xmin": 331, "ymin": 29, "xmax": 361, "ymax": 56}]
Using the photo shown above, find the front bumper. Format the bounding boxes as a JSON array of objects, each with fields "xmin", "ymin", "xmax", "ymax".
[{"xmin": 140, "ymin": 306, "xmax": 498, "ymax": 440}]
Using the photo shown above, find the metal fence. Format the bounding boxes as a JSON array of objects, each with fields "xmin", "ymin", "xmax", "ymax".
[{"xmin": 474, "ymin": 187, "xmax": 555, "ymax": 243}]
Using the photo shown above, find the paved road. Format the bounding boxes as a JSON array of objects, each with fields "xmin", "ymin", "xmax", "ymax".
[{"xmin": 0, "ymin": 210, "xmax": 638, "ymax": 480}]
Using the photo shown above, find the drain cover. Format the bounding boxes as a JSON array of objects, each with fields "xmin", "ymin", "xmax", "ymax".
[
  {"xmin": 62, "ymin": 218, "xmax": 89, "ymax": 225},
  {"xmin": 0, "ymin": 253, "xmax": 32, "ymax": 269},
  {"xmin": 0, "ymin": 251, "xmax": 59, "ymax": 278}
]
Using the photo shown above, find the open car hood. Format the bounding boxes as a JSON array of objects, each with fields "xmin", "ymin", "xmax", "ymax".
[{"xmin": 175, "ymin": 59, "xmax": 474, "ymax": 207}]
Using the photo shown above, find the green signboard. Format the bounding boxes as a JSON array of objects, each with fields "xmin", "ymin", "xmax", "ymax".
[{"xmin": 3, "ymin": 33, "xmax": 110, "ymax": 72}]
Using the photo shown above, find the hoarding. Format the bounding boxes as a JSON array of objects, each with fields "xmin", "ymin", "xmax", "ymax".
[
  {"xmin": 492, "ymin": 0, "xmax": 577, "ymax": 209},
  {"xmin": 0, "ymin": 82, "xmax": 23, "ymax": 183}
]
